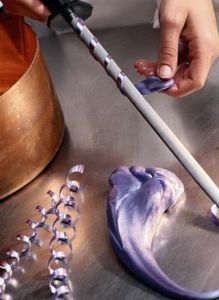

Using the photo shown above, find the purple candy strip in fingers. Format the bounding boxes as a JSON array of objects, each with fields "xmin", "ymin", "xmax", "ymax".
[
  {"xmin": 69, "ymin": 11, "xmax": 219, "ymax": 207},
  {"xmin": 135, "ymin": 76, "xmax": 175, "ymax": 95},
  {"xmin": 107, "ymin": 166, "xmax": 219, "ymax": 299}
]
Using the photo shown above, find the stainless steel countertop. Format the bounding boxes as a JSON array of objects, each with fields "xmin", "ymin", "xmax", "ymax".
[{"xmin": 1, "ymin": 24, "xmax": 219, "ymax": 300}]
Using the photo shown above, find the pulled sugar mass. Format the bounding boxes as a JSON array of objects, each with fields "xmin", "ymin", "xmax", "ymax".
[{"xmin": 107, "ymin": 166, "xmax": 219, "ymax": 299}]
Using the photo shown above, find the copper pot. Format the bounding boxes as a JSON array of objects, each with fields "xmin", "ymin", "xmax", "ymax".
[{"xmin": 0, "ymin": 15, "xmax": 65, "ymax": 199}]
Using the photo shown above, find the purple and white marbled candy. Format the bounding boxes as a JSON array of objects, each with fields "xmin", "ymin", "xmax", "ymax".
[{"xmin": 107, "ymin": 166, "xmax": 219, "ymax": 299}]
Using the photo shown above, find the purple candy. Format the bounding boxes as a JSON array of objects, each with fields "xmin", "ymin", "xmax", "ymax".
[
  {"xmin": 135, "ymin": 76, "xmax": 175, "ymax": 95},
  {"xmin": 209, "ymin": 204, "xmax": 219, "ymax": 226},
  {"xmin": 107, "ymin": 166, "xmax": 219, "ymax": 299}
]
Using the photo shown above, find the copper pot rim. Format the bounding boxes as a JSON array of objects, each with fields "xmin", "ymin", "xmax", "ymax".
[
  {"xmin": 0, "ymin": 20, "xmax": 65, "ymax": 199},
  {"xmin": 0, "ymin": 26, "xmax": 39, "ymax": 102}
]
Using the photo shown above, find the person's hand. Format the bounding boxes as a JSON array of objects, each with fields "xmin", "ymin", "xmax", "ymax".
[
  {"xmin": 2, "ymin": 0, "xmax": 50, "ymax": 22},
  {"xmin": 135, "ymin": 0, "xmax": 219, "ymax": 97}
]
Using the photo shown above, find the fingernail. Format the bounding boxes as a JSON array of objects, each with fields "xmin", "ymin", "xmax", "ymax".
[{"xmin": 158, "ymin": 65, "xmax": 172, "ymax": 78}]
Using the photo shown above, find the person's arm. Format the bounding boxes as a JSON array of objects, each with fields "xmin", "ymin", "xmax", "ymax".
[
  {"xmin": 135, "ymin": 0, "xmax": 219, "ymax": 97},
  {"xmin": 2, "ymin": 0, "xmax": 50, "ymax": 21}
]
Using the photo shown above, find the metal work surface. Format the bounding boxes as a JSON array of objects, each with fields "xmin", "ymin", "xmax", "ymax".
[{"xmin": 0, "ymin": 24, "xmax": 219, "ymax": 299}]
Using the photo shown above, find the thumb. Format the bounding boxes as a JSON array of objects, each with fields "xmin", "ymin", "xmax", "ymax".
[{"xmin": 157, "ymin": 21, "xmax": 182, "ymax": 79}]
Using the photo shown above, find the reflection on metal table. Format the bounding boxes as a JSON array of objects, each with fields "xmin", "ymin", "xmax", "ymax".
[{"xmin": 0, "ymin": 23, "xmax": 219, "ymax": 300}]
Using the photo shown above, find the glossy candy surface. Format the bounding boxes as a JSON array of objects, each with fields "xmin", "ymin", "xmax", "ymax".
[
  {"xmin": 107, "ymin": 166, "xmax": 219, "ymax": 299},
  {"xmin": 135, "ymin": 76, "xmax": 174, "ymax": 95},
  {"xmin": 209, "ymin": 204, "xmax": 219, "ymax": 226}
]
